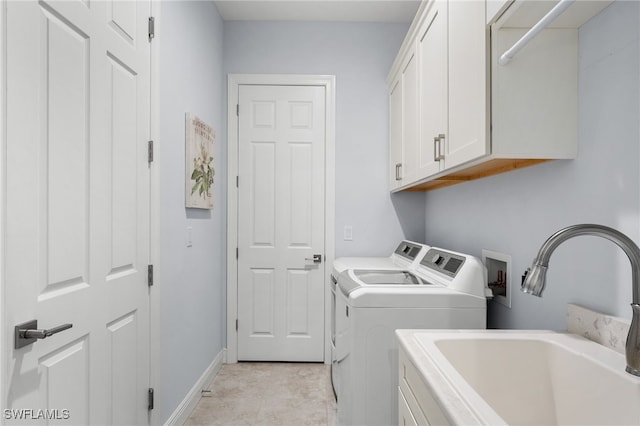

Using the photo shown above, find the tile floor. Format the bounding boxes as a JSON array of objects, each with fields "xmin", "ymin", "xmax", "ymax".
[{"xmin": 184, "ymin": 362, "xmax": 337, "ymax": 426}]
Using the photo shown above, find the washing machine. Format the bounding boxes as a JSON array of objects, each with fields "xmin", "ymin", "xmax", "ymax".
[
  {"xmin": 330, "ymin": 240, "xmax": 429, "ymax": 400},
  {"xmin": 335, "ymin": 247, "xmax": 492, "ymax": 426},
  {"xmin": 331, "ymin": 240, "xmax": 429, "ymax": 281}
]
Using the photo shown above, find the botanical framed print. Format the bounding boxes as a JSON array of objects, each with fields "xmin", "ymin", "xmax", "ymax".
[{"xmin": 185, "ymin": 113, "xmax": 215, "ymax": 209}]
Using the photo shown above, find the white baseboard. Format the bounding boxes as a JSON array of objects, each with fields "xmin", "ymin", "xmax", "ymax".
[{"xmin": 164, "ymin": 349, "xmax": 225, "ymax": 426}]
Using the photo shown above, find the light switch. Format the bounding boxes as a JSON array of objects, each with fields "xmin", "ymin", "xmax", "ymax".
[{"xmin": 344, "ymin": 226, "xmax": 353, "ymax": 241}]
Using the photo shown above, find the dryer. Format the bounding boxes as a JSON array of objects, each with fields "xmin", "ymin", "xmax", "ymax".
[
  {"xmin": 335, "ymin": 247, "xmax": 492, "ymax": 426},
  {"xmin": 330, "ymin": 240, "xmax": 429, "ymax": 399}
]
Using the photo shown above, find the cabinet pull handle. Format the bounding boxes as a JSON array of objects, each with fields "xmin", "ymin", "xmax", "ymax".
[
  {"xmin": 433, "ymin": 136, "xmax": 439, "ymax": 162},
  {"xmin": 437, "ymin": 134, "xmax": 446, "ymax": 161},
  {"xmin": 395, "ymin": 163, "xmax": 402, "ymax": 181}
]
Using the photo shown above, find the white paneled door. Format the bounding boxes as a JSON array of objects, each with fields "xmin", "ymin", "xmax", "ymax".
[
  {"xmin": 4, "ymin": 1, "xmax": 151, "ymax": 424},
  {"xmin": 237, "ymin": 85, "xmax": 325, "ymax": 361}
]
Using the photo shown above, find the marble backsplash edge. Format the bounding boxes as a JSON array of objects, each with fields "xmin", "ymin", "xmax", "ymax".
[{"xmin": 567, "ymin": 303, "xmax": 631, "ymax": 355}]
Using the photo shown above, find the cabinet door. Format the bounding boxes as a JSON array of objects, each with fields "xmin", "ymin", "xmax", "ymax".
[
  {"xmin": 389, "ymin": 76, "xmax": 404, "ymax": 190},
  {"xmin": 418, "ymin": 0, "xmax": 447, "ymax": 179},
  {"xmin": 401, "ymin": 47, "xmax": 420, "ymax": 184},
  {"xmin": 398, "ymin": 388, "xmax": 420, "ymax": 426},
  {"xmin": 446, "ymin": 0, "xmax": 488, "ymax": 169}
]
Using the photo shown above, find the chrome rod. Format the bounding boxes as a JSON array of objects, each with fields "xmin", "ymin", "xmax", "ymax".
[{"xmin": 499, "ymin": 0, "xmax": 576, "ymax": 66}]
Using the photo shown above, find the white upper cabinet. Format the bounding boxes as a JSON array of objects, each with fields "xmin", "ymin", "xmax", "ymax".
[
  {"xmin": 388, "ymin": 0, "xmax": 612, "ymax": 192},
  {"xmin": 417, "ymin": 0, "xmax": 448, "ymax": 179},
  {"xmin": 446, "ymin": 0, "xmax": 488, "ymax": 169},
  {"xmin": 388, "ymin": 44, "xmax": 419, "ymax": 190},
  {"xmin": 388, "ymin": 0, "xmax": 488, "ymax": 192},
  {"xmin": 401, "ymin": 46, "xmax": 420, "ymax": 185},
  {"xmin": 389, "ymin": 75, "xmax": 404, "ymax": 190}
]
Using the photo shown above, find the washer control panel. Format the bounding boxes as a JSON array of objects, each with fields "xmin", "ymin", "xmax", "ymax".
[
  {"xmin": 420, "ymin": 249, "xmax": 466, "ymax": 278},
  {"xmin": 393, "ymin": 241, "xmax": 424, "ymax": 262}
]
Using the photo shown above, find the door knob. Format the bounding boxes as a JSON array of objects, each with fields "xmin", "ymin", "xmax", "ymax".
[
  {"xmin": 305, "ymin": 254, "xmax": 322, "ymax": 264},
  {"xmin": 15, "ymin": 320, "xmax": 73, "ymax": 349}
]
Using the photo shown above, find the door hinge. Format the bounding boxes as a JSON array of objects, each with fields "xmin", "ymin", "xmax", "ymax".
[
  {"xmin": 148, "ymin": 140, "xmax": 154, "ymax": 164},
  {"xmin": 236, "ymin": 247, "xmax": 238, "ymax": 259},
  {"xmin": 235, "ymin": 319, "xmax": 238, "ymax": 331},
  {"xmin": 148, "ymin": 17, "xmax": 155, "ymax": 42},
  {"xmin": 148, "ymin": 265, "xmax": 154, "ymax": 287},
  {"xmin": 236, "ymin": 176, "xmax": 239, "ymax": 188},
  {"xmin": 236, "ymin": 104, "xmax": 239, "ymax": 116},
  {"xmin": 148, "ymin": 388, "xmax": 154, "ymax": 410}
]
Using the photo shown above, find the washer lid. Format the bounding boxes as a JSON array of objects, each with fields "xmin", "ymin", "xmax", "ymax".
[
  {"xmin": 331, "ymin": 240, "xmax": 430, "ymax": 277},
  {"xmin": 338, "ymin": 269, "xmax": 437, "ymax": 295},
  {"xmin": 353, "ymin": 270, "xmax": 427, "ymax": 285},
  {"xmin": 331, "ymin": 257, "xmax": 398, "ymax": 278}
]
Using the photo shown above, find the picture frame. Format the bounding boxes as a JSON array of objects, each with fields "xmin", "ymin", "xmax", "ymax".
[{"xmin": 185, "ymin": 113, "xmax": 215, "ymax": 209}]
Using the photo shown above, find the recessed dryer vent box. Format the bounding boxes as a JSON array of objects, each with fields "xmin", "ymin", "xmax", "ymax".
[{"xmin": 482, "ymin": 250, "xmax": 511, "ymax": 308}]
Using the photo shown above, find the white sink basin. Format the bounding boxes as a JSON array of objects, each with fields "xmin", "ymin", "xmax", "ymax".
[{"xmin": 397, "ymin": 330, "xmax": 640, "ymax": 425}]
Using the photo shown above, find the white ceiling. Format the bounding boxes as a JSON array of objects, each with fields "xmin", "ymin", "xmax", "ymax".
[{"xmin": 213, "ymin": 1, "xmax": 421, "ymax": 23}]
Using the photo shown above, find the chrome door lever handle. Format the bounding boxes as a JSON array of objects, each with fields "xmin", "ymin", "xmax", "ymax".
[
  {"xmin": 15, "ymin": 320, "xmax": 73, "ymax": 349},
  {"xmin": 305, "ymin": 254, "xmax": 322, "ymax": 264},
  {"xmin": 23, "ymin": 323, "xmax": 72, "ymax": 339}
]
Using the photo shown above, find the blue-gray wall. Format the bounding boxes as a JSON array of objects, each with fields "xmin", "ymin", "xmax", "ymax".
[
  {"xmin": 156, "ymin": 1, "xmax": 639, "ymax": 420},
  {"xmin": 423, "ymin": 1, "xmax": 640, "ymax": 330},
  {"xmin": 223, "ymin": 21, "xmax": 426, "ymax": 258},
  {"xmin": 159, "ymin": 1, "xmax": 225, "ymax": 422}
]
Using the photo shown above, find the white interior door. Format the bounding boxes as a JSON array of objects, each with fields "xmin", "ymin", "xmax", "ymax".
[
  {"xmin": 237, "ymin": 84, "xmax": 325, "ymax": 362},
  {"xmin": 4, "ymin": 1, "xmax": 151, "ymax": 424}
]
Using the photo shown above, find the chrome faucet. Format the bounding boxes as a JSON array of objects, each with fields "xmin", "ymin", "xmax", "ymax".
[{"xmin": 522, "ymin": 224, "xmax": 640, "ymax": 377}]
